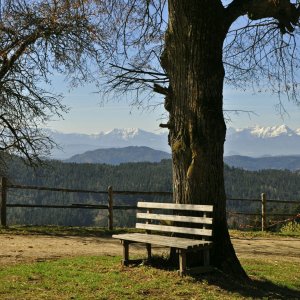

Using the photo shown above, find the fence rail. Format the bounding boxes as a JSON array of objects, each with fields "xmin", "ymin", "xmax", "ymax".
[{"xmin": 0, "ymin": 177, "xmax": 299, "ymax": 230}]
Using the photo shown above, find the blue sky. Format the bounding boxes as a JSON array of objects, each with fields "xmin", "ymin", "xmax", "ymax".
[
  {"xmin": 223, "ymin": 88, "xmax": 300, "ymax": 129},
  {"xmin": 43, "ymin": 2, "xmax": 300, "ymax": 134},
  {"xmin": 46, "ymin": 76, "xmax": 300, "ymax": 134}
]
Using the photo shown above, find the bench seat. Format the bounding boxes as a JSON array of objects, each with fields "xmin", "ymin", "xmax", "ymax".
[{"xmin": 112, "ymin": 233, "xmax": 212, "ymax": 250}]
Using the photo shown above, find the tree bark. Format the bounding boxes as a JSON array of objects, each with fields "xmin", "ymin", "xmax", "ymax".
[{"xmin": 162, "ymin": 0, "xmax": 247, "ymax": 278}]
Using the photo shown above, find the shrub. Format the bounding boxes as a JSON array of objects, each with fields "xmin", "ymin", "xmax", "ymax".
[{"xmin": 280, "ymin": 221, "xmax": 300, "ymax": 235}]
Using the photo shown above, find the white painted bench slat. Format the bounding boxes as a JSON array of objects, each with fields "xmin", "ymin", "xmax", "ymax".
[
  {"xmin": 136, "ymin": 212, "xmax": 213, "ymax": 224},
  {"xmin": 136, "ymin": 223, "xmax": 212, "ymax": 237},
  {"xmin": 137, "ymin": 202, "xmax": 213, "ymax": 212},
  {"xmin": 112, "ymin": 233, "xmax": 212, "ymax": 250}
]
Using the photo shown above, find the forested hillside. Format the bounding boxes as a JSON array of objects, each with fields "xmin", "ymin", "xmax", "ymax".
[
  {"xmin": 65, "ymin": 146, "xmax": 171, "ymax": 164},
  {"xmin": 224, "ymin": 155, "xmax": 300, "ymax": 171},
  {"xmin": 4, "ymin": 158, "xmax": 300, "ymax": 227},
  {"xmin": 7, "ymin": 158, "xmax": 173, "ymax": 192}
]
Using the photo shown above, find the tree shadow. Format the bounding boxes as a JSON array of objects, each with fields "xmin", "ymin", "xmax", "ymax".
[
  {"xmin": 195, "ymin": 271, "xmax": 300, "ymax": 300},
  {"xmin": 147, "ymin": 256, "xmax": 299, "ymax": 299}
]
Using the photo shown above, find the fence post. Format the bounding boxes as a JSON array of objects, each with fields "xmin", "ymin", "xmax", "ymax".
[
  {"xmin": 1, "ymin": 177, "xmax": 7, "ymax": 227},
  {"xmin": 108, "ymin": 186, "xmax": 113, "ymax": 230},
  {"xmin": 261, "ymin": 193, "xmax": 267, "ymax": 231}
]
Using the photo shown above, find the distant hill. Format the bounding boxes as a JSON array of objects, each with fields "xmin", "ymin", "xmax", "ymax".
[
  {"xmin": 66, "ymin": 147, "xmax": 300, "ymax": 170},
  {"xmin": 65, "ymin": 146, "xmax": 171, "ymax": 164},
  {"xmin": 224, "ymin": 155, "xmax": 300, "ymax": 171}
]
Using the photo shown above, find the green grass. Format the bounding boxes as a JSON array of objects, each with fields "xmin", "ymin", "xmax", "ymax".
[
  {"xmin": 0, "ymin": 225, "xmax": 138, "ymax": 237},
  {"xmin": 229, "ymin": 228, "xmax": 300, "ymax": 239},
  {"xmin": 241, "ymin": 257, "xmax": 300, "ymax": 291},
  {"xmin": 0, "ymin": 256, "xmax": 299, "ymax": 300},
  {"xmin": 0, "ymin": 256, "xmax": 237, "ymax": 300}
]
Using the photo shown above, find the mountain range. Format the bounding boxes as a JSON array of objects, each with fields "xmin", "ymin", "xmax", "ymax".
[
  {"xmin": 48, "ymin": 124, "xmax": 300, "ymax": 160},
  {"xmin": 48, "ymin": 128, "xmax": 169, "ymax": 159},
  {"xmin": 225, "ymin": 125, "xmax": 300, "ymax": 157}
]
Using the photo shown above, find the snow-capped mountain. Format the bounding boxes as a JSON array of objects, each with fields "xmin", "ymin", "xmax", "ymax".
[
  {"xmin": 243, "ymin": 125, "xmax": 294, "ymax": 138},
  {"xmin": 48, "ymin": 125, "xmax": 300, "ymax": 160},
  {"xmin": 104, "ymin": 128, "xmax": 141, "ymax": 140},
  {"xmin": 48, "ymin": 128, "xmax": 169, "ymax": 159},
  {"xmin": 225, "ymin": 125, "xmax": 300, "ymax": 157}
]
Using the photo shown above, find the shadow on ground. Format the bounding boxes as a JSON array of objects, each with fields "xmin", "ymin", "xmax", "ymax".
[
  {"xmin": 200, "ymin": 271, "xmax": 300, "ymax": 300},
  {"xmin": 148, "ymin": 257, "xmax": 300, "ymax": 299}
]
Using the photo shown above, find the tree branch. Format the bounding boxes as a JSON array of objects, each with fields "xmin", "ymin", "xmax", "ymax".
[{"xmin": 226, "ymin": 0, "xmax": 300, "ymax": 34}]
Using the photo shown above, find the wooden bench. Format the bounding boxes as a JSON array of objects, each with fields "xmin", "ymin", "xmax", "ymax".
[{"xmin": 112, "ymin": 202, "xmax": 214, "ymax": 276}]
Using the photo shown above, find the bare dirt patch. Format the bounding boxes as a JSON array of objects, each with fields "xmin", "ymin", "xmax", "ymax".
[
  {"xmin": 0, "ymin": 233, "xmax": 168, "ymax": 266},
  {"xmin": 0, "ymin": 232, "xmax": 299, "ymax": 266},
  {"xmin": 231, "ymin": 236, "xmax": 300, "ymax": 262}
]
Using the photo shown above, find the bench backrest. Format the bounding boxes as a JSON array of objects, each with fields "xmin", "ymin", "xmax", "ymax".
[{"xmin": 136, "ymin": 202, "xmax": 213, "ymax": 238}]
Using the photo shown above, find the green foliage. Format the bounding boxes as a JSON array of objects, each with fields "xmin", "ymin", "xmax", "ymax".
[
  {"xmin": 4, "ymin": 157, "xmax": 300, "ymax": 227},
  {"xmin": 6, "ymin": 158, "xmax": 173, "ymax": 227},
  {"xmin": 224, "ymin": 165, "xmax": 300, "ymax": 200},
  {"xmin": 224, "ymin": 155, "xmax": 300, "ymax": 171},
  {"xmin": 280, "ymin": 221, "xmax": 300, "ymax": 236}
]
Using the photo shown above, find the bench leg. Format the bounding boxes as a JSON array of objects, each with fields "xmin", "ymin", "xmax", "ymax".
[
  {"xmin": 122, "ymin": 240, "xmax": 129, "ymax": 266},
  {"xmin": 146, "ymin": 243, "xmax": 152, "ymax": 261},
  {"xmin": 178, "ymin": 249, "xmax": 186, "ymax": 277}
]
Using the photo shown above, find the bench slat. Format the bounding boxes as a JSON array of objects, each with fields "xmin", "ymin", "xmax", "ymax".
[
  {"xmin": 112, "ymin": 233, "xmax": 212, "ymax": 249},
  {"xmin": 136, "ymin": 223, "xmax": 212, "ymax": 236},
  {"xmin": 136, "ymin": 212, "xmax": 213, "ymax": 224},
  {"xmin": 137, "ymin": 202, "xmax": 213, "ymax": 212}
]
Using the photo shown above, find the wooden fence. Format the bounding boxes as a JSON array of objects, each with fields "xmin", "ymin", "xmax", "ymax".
[{"xmin": 0, "ymin": 177, "xmax": 299, "ymax": 231}]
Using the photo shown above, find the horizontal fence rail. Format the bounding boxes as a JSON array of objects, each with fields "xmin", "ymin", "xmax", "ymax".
[
  {"xmin": 0, "ymin": 177, "xmax": 299, "ymax": 230},
  {"xmin": 8, "ymin": 183, "xmax": 173, "ymax": 196},
  {"xmin": 229, "ymin": 197, "xmax": 300, "ymax": 204}
]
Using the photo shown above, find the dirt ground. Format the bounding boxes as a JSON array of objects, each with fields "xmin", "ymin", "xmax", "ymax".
[{"xmin": 0, "ymin": 233, "xmax": 299, "ymax": 266}]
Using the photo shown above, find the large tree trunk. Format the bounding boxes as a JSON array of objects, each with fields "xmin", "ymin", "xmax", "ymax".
[{"xmin": 162, "ymin": 0, "xmax": 247, "ymax": 278}]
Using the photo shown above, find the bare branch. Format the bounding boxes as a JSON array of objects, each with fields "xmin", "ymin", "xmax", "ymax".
[
  {"xmin": 226, "ymin": 0, "xmax": 300, "ymax": 34},
  {"xmin": 0, "ymin": 0, "xmax": 109, "ymax": 164}
]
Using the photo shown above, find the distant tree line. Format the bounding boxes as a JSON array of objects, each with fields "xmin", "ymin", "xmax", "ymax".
[{"xmin": 3, "ymin": 157, "xmax": 300, "ymax": 227}]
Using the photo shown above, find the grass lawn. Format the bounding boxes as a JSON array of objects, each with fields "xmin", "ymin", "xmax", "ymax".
[
  {"xmin": 0, "ymin": 255, "xmax": 299, "ymax": 299},
  {"xmin": 0, "ymin": 226, "xmax": 299, "ymax": 299}
]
